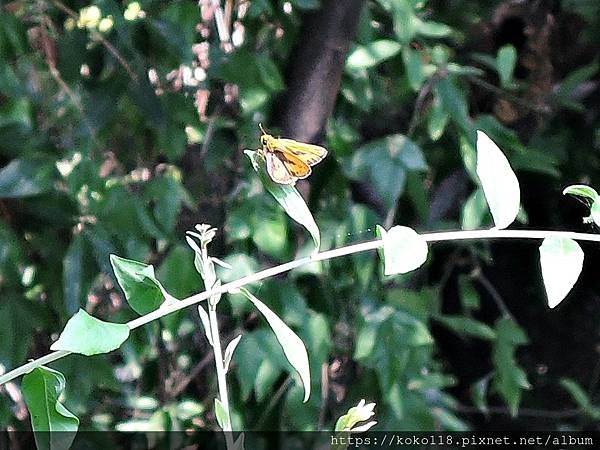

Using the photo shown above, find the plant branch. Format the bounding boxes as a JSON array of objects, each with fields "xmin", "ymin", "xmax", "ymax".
[
  {"xmin": 2, "ymin": 228, "xmax": 600, "ymax": 386},
  {"xmin": 208, "ymin": 303, "xmax": 235, "ymax": 449}
]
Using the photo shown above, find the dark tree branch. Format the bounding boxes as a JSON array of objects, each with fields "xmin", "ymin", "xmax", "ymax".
[{"xmin": 278, "ymin": 0, "xmax": 366, "ymax": 142}]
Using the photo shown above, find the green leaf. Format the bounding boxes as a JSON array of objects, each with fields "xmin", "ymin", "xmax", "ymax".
[
  {"xmin": 224, "ymin": 335, "xmax": 242, "ymax": 373},
  {"xmin": 22, "ymin": 366, "xmax": 79, "ymax": 450},
  {"xmin": 562, "ymin": 184, "xmax": 598, "ymax": 202},
  {"xmin": 497, "ymin": 45, "xmax": 517, "ymax": 88},
  {"xmin": 476, "ymin": 130, "xmax": 520, "ymax": 229},
  {"xmin": 417, "ymin": 20, "xmax": 453, "ymax": 38},
  {"xmin": 390, "ymin": 0, "xmax": 418, "ymax": 43},
  {"xmin": 342, "ymin": 134, "xmax": 427, "ymax": 211},
  {"xmin": 346, "ymin": 40, "xmax": 402, "ymax": 72},
  {"xmin": 402, "ymin": 47, "xmax": 424, "ymax": 91},
  {"xmin": 492, "ymin": 318, "xmax": 530, "ymax": 416},
  {"xmin": 458, "ymin": 275, "xmax": 480, "ymax": 311},
  {"xmin": 214, "ymin": 398, "xmax": 230, "ymax": 429},
  {"xmin": 427, "ymin": 94, "xmax": 449, "ymax": 141},
  {"xmin": 461, "ymin": 189, "xmax": 490, "ymax": 230},
  {"xmin": 257, "ymin": 57, "xmax": 285, "ymax": 92},
  {"xmin": 377, "ymin": 225, "xmax": 428, "ymax": 275},
  {"xmin": 0, "ymin": 159, "xmax": 55, "ymax": 198},
  {"xmin": 591, "ymin": 201, "xmax": 600, "ymax": 226},
  {"xmin": 245, "ymin": 150, "xmax": 320, "ymax": 250},
  {"xmin": 435, "ymin": 315, "xmax": 496, "ymax": 340},
  {"xmin": 110, "ymin": 254, "xmax": 170, "ymax": 315},
  {"xmin": 237, "ymin": 288, "xmax": 311, "ymax": 403},
  {"xmin": 50, "ymin": 309, "xmax": 130, "ymax": 356},
  {"xmin": 560, "ymin": 378, "xmax": 591, "ymax": 409},
  {"xmin": 557, "ymin": 60, "xmax": 599, "ymax": 98},
  {"xmin": 436, "ymin": 77, "xmax": 472, "ymax": 134},
  {"xmin": 539, "ymin": 237, "xmax": 584, "ymax": 308}
]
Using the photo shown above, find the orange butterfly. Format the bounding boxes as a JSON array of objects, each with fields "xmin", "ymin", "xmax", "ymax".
[{"xmin": 259, "ymin": 124, "xmax": 328, "ymax": 185}]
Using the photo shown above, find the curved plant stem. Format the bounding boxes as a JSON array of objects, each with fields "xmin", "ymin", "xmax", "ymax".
[{"xmin": 2, "ymin": 228, "xmax": 600, "ymax": 386}]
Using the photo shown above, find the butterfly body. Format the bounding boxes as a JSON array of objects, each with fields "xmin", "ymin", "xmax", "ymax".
[{"xmin": 259, "ymin": 126, "xmax": 328, "ymax": 185}]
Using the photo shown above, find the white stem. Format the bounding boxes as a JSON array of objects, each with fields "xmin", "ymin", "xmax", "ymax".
[
  {"xmin": 2, "ymin": 228, "xmax": 600, "ymax": 386},
  {"xmin": 208, "ymin": 303, "xmax": 234, "ymax": 449},
  {"xmin": 0, "ymin": 350, "xmax": 70, "ymax": 385}
]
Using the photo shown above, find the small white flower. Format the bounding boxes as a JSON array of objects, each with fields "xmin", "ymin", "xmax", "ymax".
[{"xmin": 335, "ymin": 399, "xmax": 377, "ymax": 432}]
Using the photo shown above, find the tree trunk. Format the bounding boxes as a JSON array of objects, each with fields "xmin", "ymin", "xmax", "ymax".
[{"xmin": 278, "ymin": 0, "xmax": 366, "ymax": 142}]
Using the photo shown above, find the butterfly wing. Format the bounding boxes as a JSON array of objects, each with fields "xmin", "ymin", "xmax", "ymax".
[
  {"xmin": 275, "ymin": 139, "xmax": 327, "ymax": 166},
  {"xmin": 276, "ymin": 150, "xmax": 312, "ymax": 179},
  {"xmin": 265, "ymin": 152, "xmax": 296, "ymax": 185}
]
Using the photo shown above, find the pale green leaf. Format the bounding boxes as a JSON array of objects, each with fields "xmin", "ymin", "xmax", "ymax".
[
  {"xmin": 224, "ymin": 334, "xmax": 242, "ymax": 373},
  {"xmin": 476, "ymin": 130, "xmax": 520, "ymax": 229},
  {"xmin": 562, "ymin": 184, "xmax": 598, "ymax": 201},
  {"xmin": 346, "ymin": 40, "xmax": 401, "ymax": 72},
  {"xmin": 497, "ymin": 45, "xmax": 517, "ymax": 88},
  {"xmin": 539, "ymin": 237, "xmax": 584, "ymax": 308},
  {"xmin": 237, "ymin": 287, "xmax": 311, "ymax": 402},
  {"xmin": 50, "ymin": 309, "xmax": 130, "ymax": 356},
  {"xmin": 214, "ymin": 398, "xmax": 230, "ymax": 429},
  {"xmin": 591, "ymin": 201, "xmax": 600, "ymax": 226}
]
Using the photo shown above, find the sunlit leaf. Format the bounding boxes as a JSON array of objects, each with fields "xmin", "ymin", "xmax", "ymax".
[
  {"xmin": 461, "ymin": 188, "xmax": 490, "ymax": 230},
  {"xmin": 197, "ymin": 305, "xmax": 213, "ymax": 346},
  {"xmin": 376, "ymin": 225, "xmax": 428, "ymax": 275},
  {"xmin": 50, "ymin": 309, "xmax": 130, "ymax": 356},
  {"xmin": 224, "ymin": 334, "xmax": 242, "ymax": 373},
  {"xmin": 562, "ymin": 184, "xmax": 598, "ymax": 201},
  {"xmin": 476, "ymin": 130, "xmax": 520, "ymax": 229},
  {"xmin": 497, "ymin": 45, "xmax": 517, "ymax": 88},
  {"xmin": 110, "ymin": 254, "xmax": 171, "ymax": 315},
  {"xmin": 346, "ymin": 40, "xmax": 401, "ymax": 72},
  {"xmin": 539, "ymin": 237, "xmax": 584, "ymax": 308},
  {"xmin": 214, "ymin": 398, "xmax": 230, "ymax": 429}
]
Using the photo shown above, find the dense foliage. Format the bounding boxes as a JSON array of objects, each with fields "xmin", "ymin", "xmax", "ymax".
[{"xmin": 1, "ymin": 0, "xmax": 600, "ymax": 435}]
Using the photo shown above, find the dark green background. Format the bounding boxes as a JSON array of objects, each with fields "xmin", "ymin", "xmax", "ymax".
[{"xmin": 1, "ymin": 0, "xmax": 600, "ymax": 434}]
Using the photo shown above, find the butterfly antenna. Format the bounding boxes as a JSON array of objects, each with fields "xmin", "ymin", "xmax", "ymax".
[{"xmin": 258, "ymin": 123, "xmax": 267, "ymax": 135}]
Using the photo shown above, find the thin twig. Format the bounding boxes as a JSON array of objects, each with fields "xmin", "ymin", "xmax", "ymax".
[
  {"xmin": 468, "ymin": 76, "xmax": 551, "ymax": 115},
  {"xmin": 4, "ymin": 228, "xmax": 600, "ymax": 386},
  {"xmin": 254, "ymin": 376, "xmax": 293, "ymax": 430},
  {"xmin": 407, "ymin": 77, "xmax": 436, "ymax": 138},
  {"xmin": 169, "ymin": 350, "xmax": 214, "ymax": 399},
  {"xmin": 472, "ymin": 267, "xmax": 513, "ymax": 319}
]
